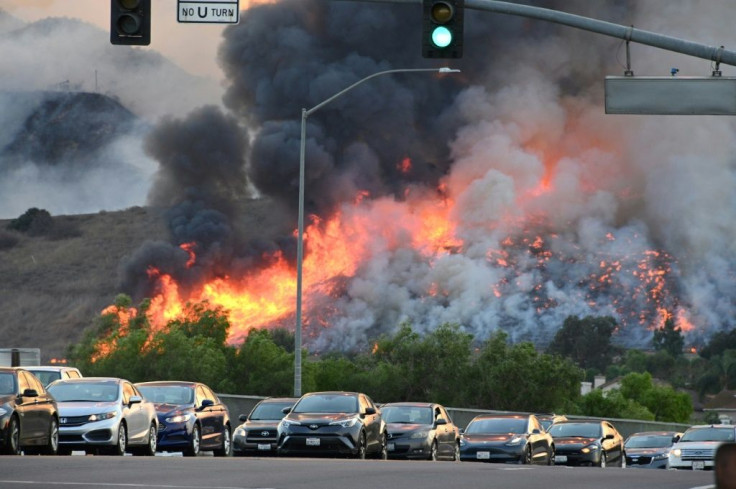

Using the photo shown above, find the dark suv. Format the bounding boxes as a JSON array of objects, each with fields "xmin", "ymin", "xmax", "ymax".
[{"xmin": 277, "ymin": 391, "xmax": 387, "ymax": 459}]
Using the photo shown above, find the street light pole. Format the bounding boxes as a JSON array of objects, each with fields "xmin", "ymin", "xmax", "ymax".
[{"xmin": 294, "ymin": 67, "xmax": 461, "ymax": 397}]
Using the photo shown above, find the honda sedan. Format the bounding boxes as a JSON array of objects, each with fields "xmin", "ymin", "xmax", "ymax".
[{"xmin": 48, "ymin": 377, "xmax": 158, "ymax": 456}]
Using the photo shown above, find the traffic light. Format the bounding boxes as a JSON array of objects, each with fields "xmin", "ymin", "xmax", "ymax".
[
  {"xmin": 422, "ymin": 0, "xmax": 463, "ymax": 59},
  {"xmin": 110, "ymin": 0, "xmax": 150, "ymax": 46}
]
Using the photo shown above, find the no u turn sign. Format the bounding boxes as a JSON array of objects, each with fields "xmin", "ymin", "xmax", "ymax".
[{"xmin": 178, "ymin": 0, "xmax": 240, "ymax": 24}]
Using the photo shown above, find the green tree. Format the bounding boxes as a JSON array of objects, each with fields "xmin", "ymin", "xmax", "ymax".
[
  {"xmin": 619, "ymin": 372, "xmax": 692, "ymax": 423},
  {"xmin": 652, "ymin": 318, "xmax": 684, "ymax": 357},
  {"xmin": 473, "ymin": 331, "xmax": 583, "ymax": 412},
  {"xmin": 547, "ymin": 315, "xmax": 617, "ymax": 372},
  {"xmin": 573, "ymin": 389, "xmax": 654, "ymax": 420},
  {"xmin": 231, "ymin": 328, "xmax": 295, "ymax": 396},
  {"xmin": 699, "ymin": 330, "xmax": 736, "ymax": 359}
]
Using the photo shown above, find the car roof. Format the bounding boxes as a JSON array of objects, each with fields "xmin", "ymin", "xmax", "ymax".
[
  {"xmin": 24, "ymin": 366, "xmax": 80, "ymax": 372},
  {"xmin": 135, "ymin": 381, "xmax": 198, "ymax": 387},
  {"xmin": 627, "ymin": 431, "xmax": 681, "ymax": 437},
  {"xmin": 302, "ymin": 391, "xmax": 360, "ymax": 397},
  {"xmin": 471, "ymin": 413, "xmax": 532, "ymax": 420},
  {"xmin": 50, "ymin": 377, "xmax": 123, "ymax": 384},
  {"xmin": 381, "ymin": 402, "xmax": 435, "ymax": 408},
  {"xmin": 259, "ymin": 397, "xmax": 299, "ymax": 403}
]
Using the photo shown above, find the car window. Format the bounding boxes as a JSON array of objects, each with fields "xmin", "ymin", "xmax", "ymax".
[
  {"xmin": 530, "ymin": 416, "xmax": 542, "ymax": 432},
  {"xmin": 68, "ymin": 370, "xmax": 81, "ymax": 379},
  {"xmin": 466, "ymin": 417, "xmax": 528, "ymax": 435},
  {"xmin": 626, "ymin": 435, "xmax": 675, "ymax": 448},
  {"xmin": 293, "ymin": 394, "xmax": 359, "ymax": 413},
  {"xmin": 383, "ymin": 406, "xmax": 434, "ymax": 424},
  {"xmin": 48, "ymin": 382, "xmax": 118, "ymax": 402},
  {"xmin": 195, "ymin": 386, "xmax": 209, "ymax": 406},
  {"xmin": 0, "ymin": 372, "xmax": 16, "ymax": 395},
  {"xmin": 201, "ymin": 385, "xmax": 218, "ymax": 403},
  {"xmin": 681, "ymin": 428, "xmax": 736, "ymax": 443},
  {"xmin": 18, "ymin": 371, "xmax": 32, "ymax": 393},
  {"xmin": 122, "ymin": 382, "xmax": 136, "ymax": 403},
  {"xmin": 28, "ymin": 370, "xmax": 61, "ymax": 386},
  {"xmin": 250, "ymin": 401, "xmax": 293, "ymax": 420},
  {"xmin": 138, "ymin": 385, "xmax": 194, "ymax": 404},
  {"xmin": 548, "ymin": 423, "xmax": 602, "ymax": 438},
  {"xmin": 27, "ymin": 372, "xmax": 45, "ymax": 394}
]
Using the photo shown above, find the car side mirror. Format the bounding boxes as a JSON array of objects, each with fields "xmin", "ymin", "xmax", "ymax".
[
  {"xmin": 435, "ymin": 418, "xmax": 447, "ymax": 426},
  {"xmin": 364, "ymin": 407, "xmax": 376, "ymax": 416},
  {"xmin": 532, "ymin": 428, "xmax": 541, "ymax": 434},
  {"xmin": 673, "ymin": 435, "xmax": 681, "ymax": 443},
  {"xmin": 22, "ymin": 388, "xmax": 39, "ymax": 398},
  {"xmin": 129, "ymin": 395, "xmax": 142, "ymax": 405},
  {"xmin": 282, "ymin": 406, "xmax": 291, "ymax": 414},
  {"xmin": 201, "ymin": 399, "xmax": 214, "ymax": 409},
  {"xmin": 239, "ymin": 414, "xmax": 248, "ymax": 422},
  {"xmin": 604, "ymin": 434, "xmax": 614, "ymax": 440}
]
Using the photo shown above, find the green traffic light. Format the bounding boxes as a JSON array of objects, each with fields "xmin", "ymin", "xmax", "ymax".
[{"xmin": 431, "ymin": 26, "xmax": 453, "ymax": 48}]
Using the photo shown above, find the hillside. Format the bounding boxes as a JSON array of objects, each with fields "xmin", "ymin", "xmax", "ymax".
[{"xmin": 0, "ymin": 206, "xmax": 169, "ymax": 362}]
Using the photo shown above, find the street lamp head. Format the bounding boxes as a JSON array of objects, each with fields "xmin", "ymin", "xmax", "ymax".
[{"xmin": 438, "ymin": 67, "xmax": 461, "ymax": 73}]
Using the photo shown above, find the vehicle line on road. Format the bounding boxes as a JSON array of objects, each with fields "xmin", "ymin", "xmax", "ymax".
[{"xmin": 0, "ymin": 481, "xmax": 273, "ymax": 489}]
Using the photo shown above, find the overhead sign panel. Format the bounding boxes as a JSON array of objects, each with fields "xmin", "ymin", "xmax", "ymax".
[
  {"xmin": 178, "ymin": 0, "xmax": 239, "ymax": 24},
  {"xmin": 605, "ymin": 76, "xmax": 736, "ymax": 115}
]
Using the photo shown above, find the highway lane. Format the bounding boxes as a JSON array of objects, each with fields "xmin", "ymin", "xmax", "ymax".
[{"xmin": 0, "ymin": 456, "xmax": 717, "ymax": 489}]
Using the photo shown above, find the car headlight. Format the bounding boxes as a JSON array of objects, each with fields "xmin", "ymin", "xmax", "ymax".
[
  {"xmin": 506, "ymin": 436, "xmax": 524, "ymax": 446},
  {"xmin": 459, "ymin": 438, "xmax": 467, "ymax": 446},
  {"xmin": 88, "ymin": 411, "xmax": 117, "ymax": 422},
  {"xmin": 279, "ymin": 419, "xmax": 300, "ymax": 430},
  {"xmin": 652, "ymin": 453, "xmax": 669, "ymax": 460},
  {"xmin": 234, "ymin": 427, "xmax": 246, "ymax": 437},
  {"xmin": 410, "ymin": 431, "xmax": 430, "ymax": 439},
  {"xmin": 329, "ymin": 417, "xmax": 358, "ymax": 428},
  {"xmin": 581, "ymin": 444, "xmax": 599, "ymax": 454},
  {"xmin": 165, "ymin": 413, "xmax": 192, "ymax": 424},
  {"xmin": 671, "ymin": 448, "xmax": 681, "ymax": 457}
]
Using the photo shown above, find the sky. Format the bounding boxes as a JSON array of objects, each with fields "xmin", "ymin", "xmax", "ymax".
[{"xmin": 4, "ymin": 0, "xmax": 235, "ymax": 80}]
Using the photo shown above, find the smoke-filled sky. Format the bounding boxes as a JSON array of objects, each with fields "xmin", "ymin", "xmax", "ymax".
[{"xmin": 2, "ymin": 0, "xmax": 736, "ymax": 350}]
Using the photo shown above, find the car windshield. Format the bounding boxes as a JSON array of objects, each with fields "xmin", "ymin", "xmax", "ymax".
[
  {"xmin": 0, "ymin": 372, "xmax": 16, "ymax": 395},
  {"xmin": 382, "ymin": 406, "xmax": 434, "ymax": 424},
  {"xmin": 548, "ymin": 423, "xmax": 602, "ymax": 438},
  {"xmin": 538, "ymin": 419, "xmax": 553, "ymax": 431},
  {"xmin": 293, "ymin": 394, "xmax": 358, "ymax": 414},
  {"xmin": 250, "ymin": 402, "xmax": 294, "ymax": 420},
  {"xmin": 625, "ymin": 435, "xmax": 675, "ymax": 448},
  {"xmin": 465, "ymin": 417, "xmax": 528, "ymax": 435},
  {"xmin": 680, "ymin": 428, "xmax": 735, "ymax": 443},
  {"xmin": 27, "ymin": 371, "xmax": 61, "ymax": 387},
  {"xmin": 48, "ymin": 382, "xmax": 119, "ymax": 402},
  {"xmin": 137, "ymin": 385, "xmax": 194, "ymax": 404}
]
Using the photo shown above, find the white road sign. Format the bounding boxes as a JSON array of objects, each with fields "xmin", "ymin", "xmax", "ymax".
[{"xmin": 178, "ymin": 0, "xmax": 239, "ymax": 24}]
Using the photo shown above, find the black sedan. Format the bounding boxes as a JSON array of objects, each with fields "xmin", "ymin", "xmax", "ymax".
[
  {"xmin": 459, "ymin": 413, "xmax": 554, "ymax": 464},
  {"xmin": 382, "ymin": 402, "xmax": 460, "ymax": 461},
  {"xmin": 0, "ymin": 367, "xmax": 59, "ymax": 455},
  {"xmin": 277, "ymin": 391, "xmax": 387, "ymax": 459},
  {"xmin": 548, "ymin": 420, "xmax": 625, "ymax": 467},
  {"xmin": 135, "ymin": 381, "xmax": 232, "ymax": 457},
  {"xmin": 625, "ymin": 431, "xmax": 682, "ymax": 469},
  {"xmin": 233, "ymin": 397, "xmax": 298, "ymax": 456}
]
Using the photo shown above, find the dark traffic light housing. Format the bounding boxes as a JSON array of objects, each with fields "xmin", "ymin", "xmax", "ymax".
[
  {"xmin": 110, "ymin": 0, "xmax": 151, "ymax": 46},
  {"xmin": 422, "ymin": 0, "xmax": 463, "ymax": 59}
]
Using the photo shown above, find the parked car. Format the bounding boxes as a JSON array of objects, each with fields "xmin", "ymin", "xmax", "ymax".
[
  {"xmin": 25, "ymin": 366, "xmax": 82, "ymax": 387},
  {"xmin": 47, "ymin": 377, "xmax": 158, "ymax": 456},
  {"xmin": 668, "ymin": 424, "xmax": 736, "ymax": 470},
  {"xmin": 277, "ymin": 391, "xmax": 387, "ymax": 459},
  {"xmin": 459, "ymin": 413, "xmax": 554, "ymax": 464},
  {"xmin": 233, "ymin": 397, "xmax": 298, "ymax": 456},
  {"xmin": 548, "ymin": 420, "xmax": 625, "ymax": 467},
  {"xmin": 535, "ymin": 413, "xmax": 568, "ymax": 432},
  {"xmin": 0, "ymin": 367, "xmax": 59, "ymax": 455},
  {"xmin": 136, "ymin": 381, "xmax": 232, "ymax": 457},
  {"xmin": 624, "ymin": 431, "xmax": 682, "ymax": 469},
  {"xmin": 381, "ymin": 402, "xmax": 460, "ymax": 461}
]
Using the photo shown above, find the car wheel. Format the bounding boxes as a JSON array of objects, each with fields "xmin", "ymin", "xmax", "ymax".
[
  {"xmin": 183, "ymin": 424, "xmax": 201, "ymax": 457},
  {"xmin": 42, "ymin": 417, "xmax": 59, "ymax": 455},
  {"xmin": 214, "ymin": 426, "xmax": 232, "ymax": 457},
  {"xmin": 2, "ymin": 416, "xmax": 21, "ymax": 455},
  {"xmin": 375, "ymin": 432, "xmax": 387, "ymax": 460},
  {"xmin": 452, "ymin": 442, "xmax": 461, "ymax": 462},
  {"xmin": 142, "ymin": 423, "xmax": 157, "ymax": 456},
  {"xmin": 547, "ymin": 446, "xmax": 555, "ymax": 465},
  {"xmin": 429, "ymin": 440, "xmax": 438, "ymax": 461},
  {"xmin": 598, "ymin": 452, "xmax": 607, "ymax": 468},
  {"xmin": 520, "ymin": 445, "xmax": 532, "ymax": 465},
  {"xmin": 355, "ymin": 431, "xmax": 367, "ymax": 460},
  {"xmin": 109, "ymin": 423, "xmax": 127, "ymax": 456}
]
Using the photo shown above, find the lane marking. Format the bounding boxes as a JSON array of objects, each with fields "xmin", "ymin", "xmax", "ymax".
[{"xmin": 0, "ymin": 483, "xmax": 273, "ymax": 489}]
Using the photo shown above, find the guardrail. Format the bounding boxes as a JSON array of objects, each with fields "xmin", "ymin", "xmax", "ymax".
[{"xmin": 218, "ymin": 393, "xmax": 691, "ymax": 438}]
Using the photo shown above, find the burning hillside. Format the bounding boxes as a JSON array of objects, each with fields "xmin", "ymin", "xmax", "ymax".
[{"xmin": 109, "ymin": 0, "xmax": 735, "ymax": 352}]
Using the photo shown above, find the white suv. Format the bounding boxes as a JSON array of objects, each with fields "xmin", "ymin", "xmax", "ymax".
[
  {"xmin": 25, "ymin": 366, "xmax": 83, "ymax": 387},
  {"xmin": 668, "ymin": 425, "xmax": 736, "ymax": 470}
]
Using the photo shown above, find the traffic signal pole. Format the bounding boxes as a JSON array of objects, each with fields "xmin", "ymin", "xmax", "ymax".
[{"xmin": 333, "ymin": 0, "xmax": 736, "ymax": 67}]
